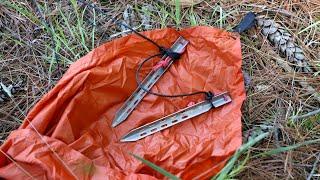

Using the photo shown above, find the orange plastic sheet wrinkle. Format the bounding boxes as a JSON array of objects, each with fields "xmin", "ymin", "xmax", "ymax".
[{"xmin": 0, "ymin": 26, "xmax": 245, "ymax": 179}]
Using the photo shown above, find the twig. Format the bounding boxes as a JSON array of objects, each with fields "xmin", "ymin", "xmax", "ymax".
[
  {"xmin": 307, "ymin": 152, "xmax": 320, "ymax": 180},
  {"xmin": 292, "ymin": 108, "xmax": 320, "ymax": 121}
]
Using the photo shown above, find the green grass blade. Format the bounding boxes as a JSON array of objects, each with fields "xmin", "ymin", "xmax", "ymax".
[
  {"xmin": 255, "ymin": 138, "xmax": 320, "ymax": 158},
  {"xmin": 130, "ymin": 153, "xmax": 180, "ymax": 180},
  {"xmin": 174, "ymin": 0, "xmax": 181, "ymax": 27},
  {"xmin": 156, "ymin": 4, "xmax": 169, "ymax": 28},
  {"xmin": 59, "ymin": 7, "xmax": 76, "ymax": 40},
  {"xmin": 228, "ymin": 150, "xmax": 251, "ymax": 178},
  {"xmin": 80, "ymin": 6, "xmax": 90, "ymax": 52},
  {"xmin": 298, "ymin": 20, "xmax": 320, "ymax": 34},
  {"xmin": 219, "ymin": 6, "xmax": 223, "ymax": 28},
  {"xmin": 213, "ymin": 132, "xmax": 270, "ymax": 180},
  {"xmin": 2, "ymin": 1, "xmax": 39, "ymax": 24},
  {"xmin": 31, "ymin": 1, "xmax": 62, "ymax": 72},
  {"xmin": 189, "ymin": 7, "xmax": 198, "ymax": 26},
  {"xmin": 0, "ymin": 32, "xmax": 25, "ymax": 46},
  {"xmin": 91, "ymin": 8, "xmax": 96, "ymax": 50},
  {"xmin": 53, "ymin": 20, "xmax": 78, "ymax": 58},
  {"xmin": 70, "ymin": 0, "xmax": 89, "ymax": 52}
]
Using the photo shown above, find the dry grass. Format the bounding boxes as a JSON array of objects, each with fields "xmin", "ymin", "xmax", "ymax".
[{"xmin": 0, "ymin": 0, "xmax": 319, "ymax": 179}]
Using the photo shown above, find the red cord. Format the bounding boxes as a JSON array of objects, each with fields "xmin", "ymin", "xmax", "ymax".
[
  {"xmin": 187, "ymin": 102, "xmax": 196, "ymax": 107},
  {"xmin": 152, "ymin": 57, "xmax": 171, "ymax": 71}
]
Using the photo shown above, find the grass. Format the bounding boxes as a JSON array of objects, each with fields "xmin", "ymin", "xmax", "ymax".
[
  {"xmin": 0, "ymin": 0, "xmax": 319, "ymax": 179},
  {"xmin": 131, "ymin": 131, "xmax": 320, "ymax": 179},
  {"xmin": 130, "ymin": 153, "xmax": 179, "ymax": 180},
  {"xmin": 213, "ymin": 131, "xmax": 271, "ymax": 180}
]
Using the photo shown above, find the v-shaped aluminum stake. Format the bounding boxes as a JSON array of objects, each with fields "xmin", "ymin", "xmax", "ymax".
[
  {"xmin": 121, "ymin": 92, "xmax": 232, "ymax": 142},
  {"xmin": 112, "ymin": 37, "xmax": 189, "ymax": 127}
]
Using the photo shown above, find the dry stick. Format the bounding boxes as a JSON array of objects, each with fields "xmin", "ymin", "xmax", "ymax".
[
  {"xmin": 307, "ymin": 152, "xmax": 320, "ymax": 180},
  {"xmin": 0, "ymin": 149, "xmax": 36, "ymax": 179}
]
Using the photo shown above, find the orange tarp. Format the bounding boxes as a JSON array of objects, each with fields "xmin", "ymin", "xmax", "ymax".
[{"xmin": 0, "ymin": 26, "xmax": 245, "ymax": 179}]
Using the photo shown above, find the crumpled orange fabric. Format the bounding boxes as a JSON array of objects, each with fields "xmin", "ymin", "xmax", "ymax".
[{"xmin": 0, "ymin": 26, "xmax": 245, "ymax": 179}]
